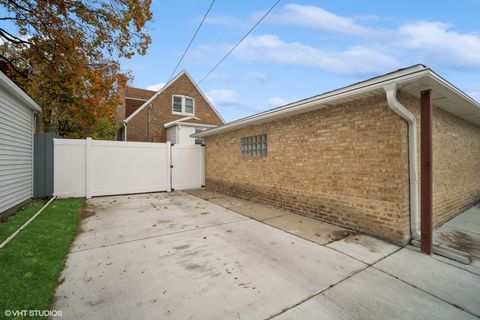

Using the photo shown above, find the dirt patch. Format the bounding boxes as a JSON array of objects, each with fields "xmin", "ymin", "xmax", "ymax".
[
  {"xmin": 344, "ymin": 235, "xmax": 380, "ymax": 253},
  {"xmin": 327, "ymin": 230, "xmax": 358, "ymax": 242},
  {"xmin": 437, "ymin": 230, "xmax": 480, "ymax": 259},
  {"xmin": 76, "ymin": 203, "xmax": 95, "ymax": 236}
]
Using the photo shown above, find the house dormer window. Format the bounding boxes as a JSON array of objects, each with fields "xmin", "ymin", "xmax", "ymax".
[{"xmin": 172, "ymin": 95, "xmax": 195, "ymax": 116}]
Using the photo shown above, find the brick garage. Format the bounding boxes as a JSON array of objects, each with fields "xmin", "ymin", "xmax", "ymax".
[{"xmin": 195, "ymin": 65, "xmax": 480, "ymax": 244}]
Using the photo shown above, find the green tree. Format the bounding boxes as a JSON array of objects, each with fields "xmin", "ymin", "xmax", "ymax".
[{"xmin": 0, "ymin": 0, "xmax": 152, "ymax": 138}]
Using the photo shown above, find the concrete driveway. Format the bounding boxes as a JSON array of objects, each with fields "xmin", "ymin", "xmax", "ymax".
[{"xmin": 54, "ymin": 192, "xmax": 480, "ymax": 320}]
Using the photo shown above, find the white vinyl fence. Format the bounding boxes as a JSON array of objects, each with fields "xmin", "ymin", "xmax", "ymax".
[{"xmin": 54, "ymin": 138, "xmax": 204, "ymax": 198}]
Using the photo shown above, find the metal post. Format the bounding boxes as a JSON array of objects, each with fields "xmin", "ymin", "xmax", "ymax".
[{"xmin": 420, "ymin": 89, "xmax": 433, "ymax": 254}]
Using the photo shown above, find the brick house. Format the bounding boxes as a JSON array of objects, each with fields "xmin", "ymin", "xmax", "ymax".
[
  {"xmin": 117, "ymin": 70, "xmax": 224, "ymax": 143},
  {"xmin": 193, "ymin": 65, "xmax": 480, "ymax": 245}
]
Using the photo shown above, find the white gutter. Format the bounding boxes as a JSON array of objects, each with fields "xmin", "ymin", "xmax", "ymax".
[
  {"xmin": 0, "ymin": 197, "xmax": 57, "ymax": 249},
  {"xmin": 194, "ymin": 66, "xmax": 480, "ymax": 139},
  {"xmin": 384, "ymin": 84, "xmax": 420, "ymax": 241}
]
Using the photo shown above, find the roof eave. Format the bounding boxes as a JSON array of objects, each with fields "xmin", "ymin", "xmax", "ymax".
[
  {"xmin": 0, "ymin": 71, "xmax": 42, "ymax": 112},
  {"xmin": 194, "ymin": 67, "xmax": 480, "ymax": 138},
  {"xmin": 125, "ymin": 69, "xmax": 226, "ymax": 125}
]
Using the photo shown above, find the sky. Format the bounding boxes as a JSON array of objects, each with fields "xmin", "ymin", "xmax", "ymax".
[{"xmin": 124, "ymin": 0, "xmax": 480, "ymax": 122}]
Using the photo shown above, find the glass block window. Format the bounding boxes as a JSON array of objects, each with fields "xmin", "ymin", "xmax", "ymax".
[{"xmin": 241, "ymin": 134, "xmax": 267, "ymax": 157}]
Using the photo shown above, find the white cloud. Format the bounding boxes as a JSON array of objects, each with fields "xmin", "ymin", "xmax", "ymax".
[
  {"xmin": 234, "ymin": 34, "xmax": 398, "ymax": 76},
  {"xmin": 204, "ymin": 15, "xmax": 246, "ymax": 28},
  {"xmin": 206, "ymin": 89, "xmax": 239, "ymax": 105},
  {"xmin": 193, "ymin": 4, "xmax": 480, "ymax": 75},
  {"xmin": 146, "ymin": 82, "xmax": 165, "ymax": 91},
  {"xmin": 207, "ymin": 89, "xmax": 265, "ymax": 113},
  {"xmin": 395, "ymin": 21, "xmax": 480, "ymax": 69},
  {"xmin": 202, "ymin": 73, "xmax": 237, "ymax": 85},
  {"xmin": 271, "ymin": 3, "xmax": 380, "ymax": 38},
  {"xmin": 248, "ymin": 71, "xmax": 269, "ymax": 83},
  {"xmin": 268, "ymin": 97, "xmax": 288, "ymax": 106}
]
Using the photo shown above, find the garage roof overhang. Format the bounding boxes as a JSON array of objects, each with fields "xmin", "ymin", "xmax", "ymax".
[
  {"xmin": 193, "ymin": 65, "xmax": 480, "ymax": 138},
  {"xmin": 0, "ymin": 71, "xmax": 42, "ymax": 112}
]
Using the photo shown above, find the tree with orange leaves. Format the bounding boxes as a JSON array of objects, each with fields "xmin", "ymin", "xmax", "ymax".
[{"xmin": 0, "ymin": 0, "xmax": 152, "ymax": 138}]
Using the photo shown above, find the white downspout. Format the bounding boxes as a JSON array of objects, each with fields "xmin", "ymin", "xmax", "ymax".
[
  {"xmin": 384, "ymin": 84, "xmax": 420, "ymax": 241},
  {"xmin": 123, "ymin": 121, "xmax": 128, "ymax": 142}
]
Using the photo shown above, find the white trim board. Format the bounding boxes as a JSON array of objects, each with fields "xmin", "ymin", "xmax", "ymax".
[
  {"xmin": 0, "ymin": 71, "xmax": 41, "ymax": 112},
  {"xmin": 194, "ymin": 65, "xmax": 480, "ymax": 138},
  {"xmin": 124, "ymin": 70, "xmax": 225, "ymax": 124}
]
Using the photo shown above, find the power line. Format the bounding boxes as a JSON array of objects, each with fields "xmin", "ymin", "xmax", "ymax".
[
  {"xmin": 198, "ymin": 0, "xmax": 281, "ymax": 85},
  {"xmin": 168, "ymin": 0, "xmax": 216, "ymax": 81}
]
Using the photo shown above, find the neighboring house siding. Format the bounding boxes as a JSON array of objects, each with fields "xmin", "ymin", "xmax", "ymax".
[
  {"xmin": 127, "ymin": 74, "xmax": 223, "ymax": 142},
  {"xmin": 204, "ymin": 94, "xmax": 411, "ymax": 244},
  {"xmin": 0, "ymin": 89, "xmax": 34, "ymax": 214},
  {"xmin": 399, "ymin": 93, "xmax": 480, "ymax": 227}
]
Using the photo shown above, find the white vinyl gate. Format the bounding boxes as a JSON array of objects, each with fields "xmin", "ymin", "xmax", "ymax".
[
  {"xmin": 54, "ymin": 138, "xmax": 204, "ymax": 198},
  {"xmin": 171, "ymin": 144, "xmax": 205, "ymax": 191}
]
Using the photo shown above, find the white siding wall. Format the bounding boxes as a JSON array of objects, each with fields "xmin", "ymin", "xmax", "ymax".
[
  {"xmin": 166, "ymin": 126, "xmax": 178, "ymax": 144},
  {"xmin": 0, "ymin": 88, "xmax": 34, "ymax": 214},
  {"xmin": 178, "ymin": 126, "xmax": 196, "ymax": 144}
]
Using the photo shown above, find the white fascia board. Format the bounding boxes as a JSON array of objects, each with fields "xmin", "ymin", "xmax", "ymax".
[
  {"xmin": 173, "ymin": 122, "xmax": 217, "ymax": 128},
  {"xmin": 164, "ymin": 116, "xmax": 197, "ymax": 128},
  {"xmin": 125, "ymin": 70, "xmax": 187, "ymax": 123},
  {"xmin": 181, "ymin": 70, "xmax": 225, "ymax": 124},
  {"xmin": 194, "ymin": 65, "xmax": 480, "ymax": 138},
  {"xmin": 125, "ymin": 69, "xmax": 225, "ymax": 124},
  {"xmin": 125, "ymin": 96, "xmax": 149, "ymax": 102},
  {"xmin": 194, "ymin": 65, "xmax": 430, "ymax": 138},
  {"xmin": 425, "ymin": 69, "xmax": 480, "ymax": 112},
  {"xmin": 0, "ymin": 71, "xmax": 42, "ymax": 112}
]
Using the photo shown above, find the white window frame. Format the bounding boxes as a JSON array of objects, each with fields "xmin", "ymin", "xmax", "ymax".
[{"xmin": 172, "ymin": 95, "xmax": 195, "ymax": 116}]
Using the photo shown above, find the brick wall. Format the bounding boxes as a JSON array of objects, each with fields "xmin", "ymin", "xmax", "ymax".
[
  {"xmin": 126, "ymin": 74, "xmax": 223, "ymax": 142},
  {"xmin": 204, "ymin": 91, "xmax": 480, "ymax": 243},
  {"xmin": 432, "ymin": 107, "xmax": 480, "ymax": 224},
  {"xmin": 204, "ymin": 94, "xmax": 412, "ymax": 244},
  {"xmin": 400, "ymin": 93, "xmax": 480, "ymax": 227},
  {"xmin": 432, "ymin": 107, "xmax": 480, "ymax": 225}
]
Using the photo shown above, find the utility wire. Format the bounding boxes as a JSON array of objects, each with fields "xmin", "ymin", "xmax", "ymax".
[
  {"xmin": 168, "ymin": 0, "xmax": 216, "ymax": 81},
  {"xmin": 198, "ymin": 0, "xmax": 281, "ymax": 85}
]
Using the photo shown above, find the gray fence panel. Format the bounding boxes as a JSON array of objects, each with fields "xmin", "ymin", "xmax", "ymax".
[{"xmin": 34, "ymin": 132, "xmax": 58, "ymax": 198}]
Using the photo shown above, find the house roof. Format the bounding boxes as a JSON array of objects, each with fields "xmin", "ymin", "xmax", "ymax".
[
  {"xmin": 194, "ymin": 64, "xmax": 480, "ymax": 138},
  {"xmin": 0, "ymin": 70, "xmax": 41, "ymax": 112},
  {"xmin": 164, "ymin": 116, "xmax": 219, "ymax": 128},
  {"xmin": 124, "ymin": 70, "xmax": 225, "ymax": 124},
  {"xmin": 164, "ymin": 116, "xmax": 197, "ymax": 128},
  {"xmin": 123, "ymin": 87, "xmax": 156, "ymax": 118},
  {"xmin": 125, "ymin": 86, "xmax": 156, "ymax": 101}
]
